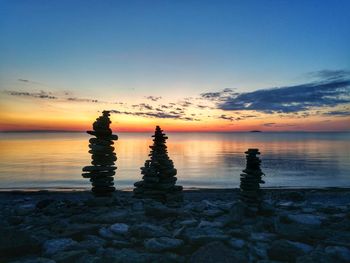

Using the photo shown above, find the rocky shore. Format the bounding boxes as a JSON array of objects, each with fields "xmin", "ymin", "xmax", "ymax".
[{"xmin": 1, "ymin": 188, "xmax": 350, "ymax": 263}]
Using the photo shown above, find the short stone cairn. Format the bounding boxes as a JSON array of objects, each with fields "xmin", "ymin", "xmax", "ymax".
[
  {"xmin": 82, "ymin": 111, "xmax": 118, "ymax": 196},
  {"xmin": 133, "ymin": 126, "xmax": 183, "ymax": 202},
  {"xmin": 240, "ymin": 148, "xmax": 265, "ymax": 205}
]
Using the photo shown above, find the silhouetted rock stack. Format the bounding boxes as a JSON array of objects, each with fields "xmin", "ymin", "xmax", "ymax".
[
  {"xmin": 240, "ymin": 148, "xmax": 265, "ymax": 205},
  {"xmin": 133, "ymin": 126, "xmax": 183, "ymax": 202},
  {"xmin": 82, "ymin": 111, "xmax": 118, "ymax": 196}
]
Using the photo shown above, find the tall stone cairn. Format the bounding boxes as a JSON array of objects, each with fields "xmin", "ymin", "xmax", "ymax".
[
  {"xmin": 82, "ymin": 111, "xmax": 118, "ymax": 196},
  {"xmin": 133, "ymin": 126, "xmax": 183, "ymax": 202},
  {"xmin": 240, "ymin": 148, "xmax": 265, "ymax": 204}
]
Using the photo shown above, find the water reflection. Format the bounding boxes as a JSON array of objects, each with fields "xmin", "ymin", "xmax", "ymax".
[{"xmin": 0, "ymin": 132, "xmax": 349, "ymax": 189}]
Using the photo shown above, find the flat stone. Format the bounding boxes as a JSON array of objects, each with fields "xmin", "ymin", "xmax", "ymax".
[
  {"xmin": 43, "ymin": 238, "xmax": 78, "ymax": 256},
  {"xmin": 183, "ymin": 227, "xmax": 230, "ymax": 245},
  {"xmin": 287, "ymin": 214, "xmax": 323, "ymax": 226},
  {"xmin": 228, "ymin": 238, "xmax": 246, "ymax": 249},
  {"xmin": 110, "ymin": 223, "xmax": 129, "ymax": 235},
  {"xmin": 144, "ymin": 237, "xmax": 184, "ymax": 252},
  {"xmin": 131, "ymin": 223, "xmax": 171, "ymax": 238}
]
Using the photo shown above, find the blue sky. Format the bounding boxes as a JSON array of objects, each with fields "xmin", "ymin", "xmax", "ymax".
[{"xmin": 0, "ymin": 0, "xmax": 349, "ymax": 131}]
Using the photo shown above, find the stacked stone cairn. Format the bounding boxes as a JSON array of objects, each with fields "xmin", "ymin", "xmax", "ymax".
[
  {"xmin": 82, "ymin": 111, "xmax": 118, "ymax": 196},
  {"xmin": 133, "ymin": 126, "xmax": 183, "ymax": 202},
  {"xmin": 240, "ymin": 148, "xmax": 265, "ymax": 205}
]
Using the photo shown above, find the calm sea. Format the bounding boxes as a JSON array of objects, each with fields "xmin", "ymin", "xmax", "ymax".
[{"xmin": 0, "ymin": 132, "xmax": 349, "ymax": 190}]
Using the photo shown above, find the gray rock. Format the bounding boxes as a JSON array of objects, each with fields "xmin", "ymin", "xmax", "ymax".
[
  {"xmin": 43, "ymin": 238, "xmax": 78, "ymax": 256},
  {"xmin": 144, "ymin": 237, "xmax": 184, "ymax": 252},
  {"xmin": 90, "ymin": 210, "xmax": 129, "ymax": 223},
  {"xmin": 52, "ymin": 250, "xmax": 89, "ymax": 263},
  {"xmin": 110, "ymin": 223, "xmax": 129, "ymax": 235},
  {"xmin": 198, "ymin": 220, "xmax": 224, "ymax": 228},
  {"xmin": 131, "ymin": 223, "xmax": 171, "ymax": 238},
  {"xmin": 325, "ymin": 246, "xmax": 350, "ymax": 262},
  {"xmin": 78, "ymin": 235, "xmax": 107, "ymax": 253},
  {"xmin": 228, "ymin": 238, "xmax": 245, "ymax": 249},
  {"xmin": 178, "ymin": 219, "xmax": 197, "ymax": 227},
  {"xmin": 190, "ymin": 241, "xmax": 247, "ymax": 263},
  {"xmin": 183, "ymin": 227, "xmax": 230, "ymax": 245},
  {"xmin": 250, "ymin": 232, "xmax": 277, "ymax": 242},
  {"xmin": 203, "ymin": 209, "xmax": 224, "ymax": 217},
  {"xmin": 251, "ymin": 242, "xmax": 269, "ymax": 259},
  {"xmin": 287, "ymin": 214, "xmax": 323, "ymax": 226},
  {"xmin": 15, "ymin": 204, "xmax": 36, "ymax": 216},
  {"xmin": 268, "ymin": 239, "xmax": 313, "ymax": 262}
]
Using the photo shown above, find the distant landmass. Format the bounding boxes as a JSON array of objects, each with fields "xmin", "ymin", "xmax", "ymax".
[{"xmin": 250, "ymin": 130, "xmax": 262, "ymax": 133}]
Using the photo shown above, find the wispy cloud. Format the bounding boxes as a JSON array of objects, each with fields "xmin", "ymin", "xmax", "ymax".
[
  {"xmin": 145, "ymin": 96, "xmax": 162, "ymax": 101},
  {"xmin": 109, "ymin": 109, "xmax": 200, "ymax": 121},
  {"xmin": 323, "ymin": 110, "xmax": 350, "ymax": 117},
  {"xmin": 4, "ymin": 90, "xmax": 57, "ymax": 99}
]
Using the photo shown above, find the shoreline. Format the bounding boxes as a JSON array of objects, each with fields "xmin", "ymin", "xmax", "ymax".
[{"xmin": 1, "ymin": 188, "xmax": 350, "ymax": 262}]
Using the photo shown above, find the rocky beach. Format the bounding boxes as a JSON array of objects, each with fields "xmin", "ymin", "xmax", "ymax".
[{"xmin": 1, "ymin": 188, "xmax": 350, "ymax": 263}]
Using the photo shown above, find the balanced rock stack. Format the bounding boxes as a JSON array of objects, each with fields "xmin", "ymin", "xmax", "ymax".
[
  {"xmin": 82, "ymin": 111, "xmax": 118, "ymax": 196},
  {"xmin": 133, "ymin": 126, "xmax": 183, "ymax": 202},
  {"xmin": 240, "ymin": 148, "xmax": 265, "ymax": 205}
]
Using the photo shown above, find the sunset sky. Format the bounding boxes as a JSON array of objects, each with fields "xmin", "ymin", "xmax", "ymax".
[{"xmin": 0, "ymin": 1, "xmax": 349, "ymax": 132}]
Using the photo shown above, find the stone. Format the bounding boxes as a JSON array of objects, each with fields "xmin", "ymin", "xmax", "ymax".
[
  {"xmin": 110, "ymin": 223, "xmax": 129, "ymax": 235},
  {"xmin": 190, "ymin": 241, "xmax": 247, "ymax": 263},
  {"xmin": 182, "ymin": 227, "xmax": 230, "ymax": 245},
  {"xmin": 43, "ymin": 238, "xmax": 78, "ymax": 256},
  {"xmin": 131, "ymin": 223, "xmax": 171, "ymax": 238},
  {"xmin": 287, "ymin": 214, "xmax": 323, "ymax": 226},
  {"xmin": 15, "ymin": 204, "xmax": 36, "ymax": 216},
  {"xmin": 325, "ymin": 246, "xmax": 350, "ymax": 262},
  {"xmin": 228, "ymin": 238, "xmax": 246, "ymax": 249},
  {"xmin": 268, "ymin": 239, "xmax": 313, "ymax": 262},
  {"xmin": 78, "ymin": 235, "xmax": 107, "ymax": 253},
  {"xmin": 144, "ymin": 237, "xmax": 184, "ymax": 252},
  {"xmin": 250, "ymin": 232, "xmax": 277, "ymax": 242}
]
